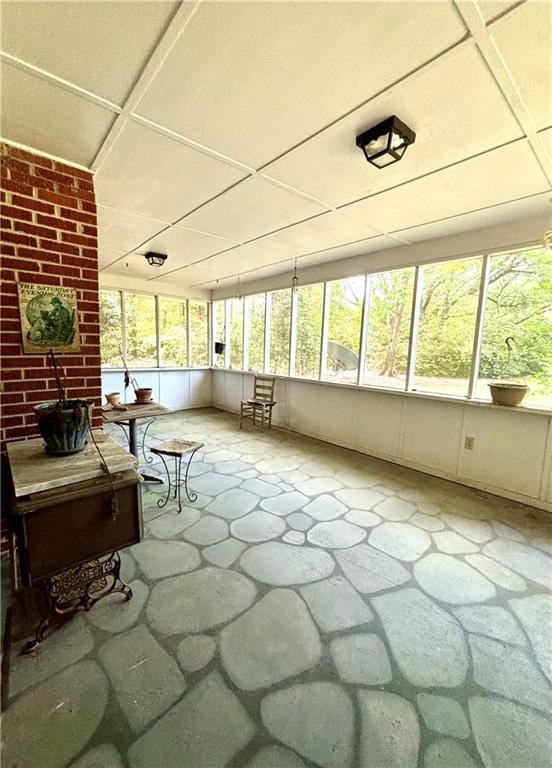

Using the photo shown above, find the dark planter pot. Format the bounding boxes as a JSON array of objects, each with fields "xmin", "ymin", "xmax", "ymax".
[{"xmin": 34, "ymin": 400, "xmax": 93, "ymax": 455}]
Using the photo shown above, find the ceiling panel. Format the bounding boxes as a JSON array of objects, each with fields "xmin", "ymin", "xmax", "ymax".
[
  {"xmin": 97, "ymin": 206, "xmax": 167, "ymax": 253},
  {"xmin": 0, "ymin": 1, "xmax": 181, "ymax": 105},
  {"xmin": 250, "ymin": 212, "xmax": 381, "ymax": 259},
  {"xmin": 393, "ymin": 192, "xmax": 552, "ymax": 243},
  {"xmin": 134, "ymin": 225, "xmax": 239, "ymax": 276},
  {"xmin": 0, "ymin": 62, "xmax": 115, "ymax": 166},
  {"xmin": 263, "ymin": 42, "xmax": 523, "ymax": 206},
  {"xmin": 94, "ymin": 120, "xmax": 248, "ymax": 221},
  {"xmin": 471, "ymin": 1, "xmax": 520, "ymax": 24},
  {"xmin": 134, "ymin": 1, "xmax": 466, "ymax": 168},
  {"xmin": 181, "ymin": 177, "xmax": 329, "ymax": 242},
  {"xmin": 341, "ymin": 139, "xmax": 550, "ymax": 233},
  {"xmin": 297, "ymin": 234, "xmax": 397, "ymax": 269},
  {"xmin": 102, "ymin": 252, "xmax": 162, "ymax": 281},
  {"xmin": 490, "ymin": 1, "xmax": 552, "ymax": 130},
  {"xmin": 98, "ymin": 247, "xmax": 127, "ymax": 270}
]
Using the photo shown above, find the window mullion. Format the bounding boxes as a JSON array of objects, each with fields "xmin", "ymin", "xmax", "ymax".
[
  {"xmin": 357, "ymin": 275, "xmax": 370, "ymax": 386},
  {"xmin": 186, "ymin": 299, "xmax": 191, "ymax": 368},
  {"xmin": 468, "ymin": 254, "xmax": 490, "ymax": 399},
  {"xmin": 242, "ymin": 297, "xmax": 249, "ymax": 372},
  {"xmin": 224, "ymin": 300, "xmax": 230, "ymax": 369},
  {"xmin": 264, "ymin": 293, "xmax": 271, "ymax": 373},
  {"xmin": 120, "ymin": 290, "xmax": 126, "ymax": 364},
  {"xmin": 319, "ymin": 283, "xmax": 330, "ymax": 381},
  {"xmin": 289, "ymin": 288, "xmax": 298, "ymax": 377},
  {"xmin": 405, "ymin": 266, "xmax": 423, "ymax": 391},
  {"xmin": 155, "ymin": 294, "xmax": 161, "ymax": 368}
]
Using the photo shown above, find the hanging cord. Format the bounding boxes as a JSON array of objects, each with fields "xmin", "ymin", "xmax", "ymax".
[{"xmin": 87, "ymin": 411, "xmax": 120, "ymax": 522}]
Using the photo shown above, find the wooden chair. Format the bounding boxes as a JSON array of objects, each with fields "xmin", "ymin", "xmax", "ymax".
[{"xmin": 240, "ymin": 376, "xmax": 276, "ymax": 430}]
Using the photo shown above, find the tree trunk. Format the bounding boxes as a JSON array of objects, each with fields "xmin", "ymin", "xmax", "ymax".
[{"xmin": 379, "ymin": 301, "xmax": 404, "ymax": 377}]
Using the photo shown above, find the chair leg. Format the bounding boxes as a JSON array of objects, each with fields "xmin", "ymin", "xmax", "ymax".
[
  {"xmin": 268, "ymin": 406, "xmax": 273, "ymax": 428},
  {"xmin": 239, "ymin": 404, "xmax": 243, "ymax": 429}
]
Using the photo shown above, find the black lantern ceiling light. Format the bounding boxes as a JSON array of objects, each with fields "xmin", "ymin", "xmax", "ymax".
[
  {"xmin": 356, "ymin": 116, "xmax": 416, "ymax": 169},
  {"xmin": 144, "ymin": 251, "xmax": 168, "ymax": 267}
]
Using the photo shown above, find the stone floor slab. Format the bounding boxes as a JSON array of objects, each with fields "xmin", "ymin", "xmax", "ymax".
[
  {"xmin": 441, "ymin": 514, "xmax": 493, "ymax": 544},
  {"xmin": 177, "ymin": 635, "xmax": 216, "ymax": 672},
  {"xmin": 469, "ymin": 634, "xmax": 552, "ymax": 714},
  {"xmin": 469, "ymin": 695, "xmax": 552, "ymax": 768},
  {"xmin": 483, "ymin": 539, "xmax": 552, "ymax": 588},
  {"xmin": 206, "ymin": 487, "xmax": 259, "ymax": 519},
  {"xmin": 509, "ymin": 594, "xmax": 552, "ymax": 682},
  {"xmin": 296, "ymin": 477, "xmax": 343, "ymax": 496},
  {"xmin": 146, "ymin": 566, "xmax": 257, "ymax": 634},
  {"xmin": 241, "ymin": 478, "xmax": 281, "ymax": 498},
  {"xmin": 147, "ymin": 509, "xmax": 201, "ymax": 538},
  {"xmin": 261, "ymin": 682, "xmax": 354, "ymax": 768},
  {"xmin": 202, "ymin": 537, "xmax": 247, "ymax": 568},
  {"xmin": 336, "ymin": 544, "xmax": 410, "ymax": 593},
  {"xmin": 191, "ymin": 471, "xmax": 241, "ymax": 495},
  {"xmin": 10, "ymin": 615, "xmax": 94, "ymax": 698},
  {"xmin": 99, "ymin": 625, "xmax": 185, "ymax": 733},
  {"xmin": 335, "ymin": 488, "xmax": 385, "ymax": 510},
  {"xmin": 410, "ymin": 512, "xmax": 445, "ymax": 531},
  {"xmin": 127, "ymin": 671, "xmax": 255, "ymax": 768},
  {"xmin": 283, "ymin": 530, "xmax": 306, "ymax": 545},
  {"xmin": 372, "ymin": 588, "xmax": 468, "ymax": 687},
  {"xmin": 240, "ymin": 542, "xmax": 335, "ymax": 585},
  {"xmin": 182, "ymin": 515, "xmax": 229, "ymax": 545},
  {"xmin": 245, "ymin": 745, "xmax": 306, "ymax": 768},
  {"xmin": 307, "ymin": 520, "xmax": 366, "ymax": 549},
  {"xmin": 87, "ymin": 579, "xmax": 148, "ymax": 634},
  {"xmin": 303, "ymin": 494, "xmax": 347, "ymax": 521},
  {"xmin": 221, "ymin": 589, "xmax": 321, "ymax": 690},
  {"xmin": 417, "ymin": 694, "xmax": 470, "ymax": 740},
  {"xmin": 70, "ymin": 744, "xmax": 124, "ymax": 768},
  {"xmin": 423, "ymin": 738, "xmax": 477, "ymax": 768},
  {"xmin": 465, "ymin": 553, "xmax": 527, "ymax": 592},
  {"xmin": 358, "ymin": 690, "xmax": 420, "ymax": 768},
  {"xmin": 261, "ymin": 491, "xmax": 310, "ymax": 516},
  {"xmin": 2, "ymin": 660, "xmax": 108, "ymax": 768},
  {"xmin": 452, "ymin": 605, "xmax": 526, "ymax": 647},
  {"xmin": 231, "ymin": 510, "xmax": 286, "ymax": 542},
  {"xmin": 345, "ymin": 509, "xmax": 381, "ymax": 527},
  {"xmin": 131, "ymin": 540, "xmax": 201, "ymax": 580},
  {"xmin": 287, "ymin": 511, "xmax": 314, "ymax": 531},
  {"xmin": 432, "ymin": 531, "xmax": 479, "ymax": 555},
  {"xmin": 300, "ymin": 576, "xmax": 373, "ymax": 632},
  {"xmin": 373, "ymin": 496, "xmax": 417, "ymax": 521},
  {"xmin": 331, "ymin": 633, "xmax": 392, "ymax": 685},
  {"xmin": 369, "ymin": 522, "xmax": 430, "ymax": 561},
  {"xmin": 414, "ymin": 553, "xmax": 496, "ymax": 604}
]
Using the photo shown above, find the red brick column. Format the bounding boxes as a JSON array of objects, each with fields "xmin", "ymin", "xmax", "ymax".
[{"xmin": 1, "ymin": 142, "xmax": 102, "ymax": 542}]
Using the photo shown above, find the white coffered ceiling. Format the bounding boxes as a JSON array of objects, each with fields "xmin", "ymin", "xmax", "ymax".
[{"xmin": 1, "ymin": 0, "xmax": 551, "ymax": 293}]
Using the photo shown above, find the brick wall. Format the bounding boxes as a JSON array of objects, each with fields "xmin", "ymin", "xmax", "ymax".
[{"xmin": 1, "ymin": 142, "xmax": 102, "ymax": 449}]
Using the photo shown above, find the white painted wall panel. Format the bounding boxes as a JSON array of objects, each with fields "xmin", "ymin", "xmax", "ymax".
[
  {"xmin": 402, "ymin": 398, "xmax": 464, "ymax": 475},
  {"xmin": 159, "ymin": 371, "xmax": 190, "ymax": 410},
  {"xmin": 190, "ymin": 370, "xmax": 212, "ymax": 406},
  {"xmin": 319, "ymin": 385, "xmax": 356, "ymax": 447},
  {"xmin": 288, "ymin": 380, "xmax": 321, "ymax": 437},
  {"xmin": 354, "ymin": 390, "xmax": 403, "ymax": 458},
  {"xmin": 461, "ymin": 407, "xmax": 548, "ymax": 499}
]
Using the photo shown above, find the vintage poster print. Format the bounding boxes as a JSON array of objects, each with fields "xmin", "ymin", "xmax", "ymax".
[{"xmin": 17, "ymin": 283, "xmax": 81, "ymax": 354}]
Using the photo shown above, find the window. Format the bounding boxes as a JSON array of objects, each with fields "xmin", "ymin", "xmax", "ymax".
[
  {"xmin": 413, "ymin": 257, "xmax": 481, "ymax": 396},
  {"xmin": 294, "ymin": 283, "xmax": 324, "ymax": 378},
  {"xmin": 268, "ymin": 289, "xmax": 291, "ymax": 376},
  {"xmin": 228, "ymin": 298, "xmax": 244, "ymax": 369},
  {"xmin": 124, "ymin": 293, "xmax": 157, "ymax": 367},
  {"xmin": 364, "ymin": 268, "xmax": 414, "ymax": 389},
  {"xmin": 213, "ymin": 300, "xmax": 225, "ymax": 367},
  {"xmin": 159, "ymin": 298, "xmax": 187, "ymax": 367},
  {"xmin": 245, "ymin": 293, "xmax": 265, "ymax": 372},
  {"xmin": 190, "ymin": 301, "xmax": 209, "ymax": 366},
  {"xmin": 324, "ymin": 276, "xmax": 364, "ymax": 383},
  {"xmin": 476, "ymin": 248, "xmax": 552, "ymax": 408},
  {"xmin": 99, "ymin": 290, "xmax": 122, "ymax": 367}
]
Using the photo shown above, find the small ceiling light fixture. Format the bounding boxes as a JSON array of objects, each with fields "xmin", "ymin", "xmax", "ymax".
[
  {"xmin": 291, "ymin": 259, "xmax": 299, "ymax": 294},
  {"xmin": 144, "ymin": 251, "xmax": 168, "ymax": 267},
  {"xmin": 356, "ymin": 115, "xmax": 416, "ymax": 169}
]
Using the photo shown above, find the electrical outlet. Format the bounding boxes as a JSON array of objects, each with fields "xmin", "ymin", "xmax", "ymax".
[{"xmin": 464, "ymin": 436, "xmax": 475, "ymax": 450}]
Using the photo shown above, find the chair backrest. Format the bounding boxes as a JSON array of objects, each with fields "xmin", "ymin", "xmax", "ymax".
[{"xmin": 253, "ymin": 375, "xmax": 275, "ymax": 402}]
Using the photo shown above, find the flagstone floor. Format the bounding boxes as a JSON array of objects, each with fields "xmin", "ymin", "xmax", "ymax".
[{"xmin": 3, "ymin": 407, "xmax": 552, "ymax": 768}]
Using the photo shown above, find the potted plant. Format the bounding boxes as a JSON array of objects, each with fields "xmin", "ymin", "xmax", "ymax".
[
  {"xmin": 489, "ymin": 337, "xmax": 529, "ymax": 407},
  {"xmin": 34, "ymin": 350, "xmax": 94, "ymax": 455}
]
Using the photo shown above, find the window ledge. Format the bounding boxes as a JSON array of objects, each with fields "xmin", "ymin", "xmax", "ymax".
[
  {"xmin": 101, "ymin": 366, "xmax": 211, "ymax": 372},
  {"xmin": 211, "ymin": 367, "xmax": 552, "ymax": 416}
]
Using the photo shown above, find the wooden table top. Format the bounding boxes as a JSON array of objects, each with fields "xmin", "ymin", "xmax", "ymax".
[
  {"xmin": 7, "ymin": 432, "xmax": 138, "ymax": 498},
  {"xmin": 102, "ymin": 401, "xmax": 171, "ymax": 423}
]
